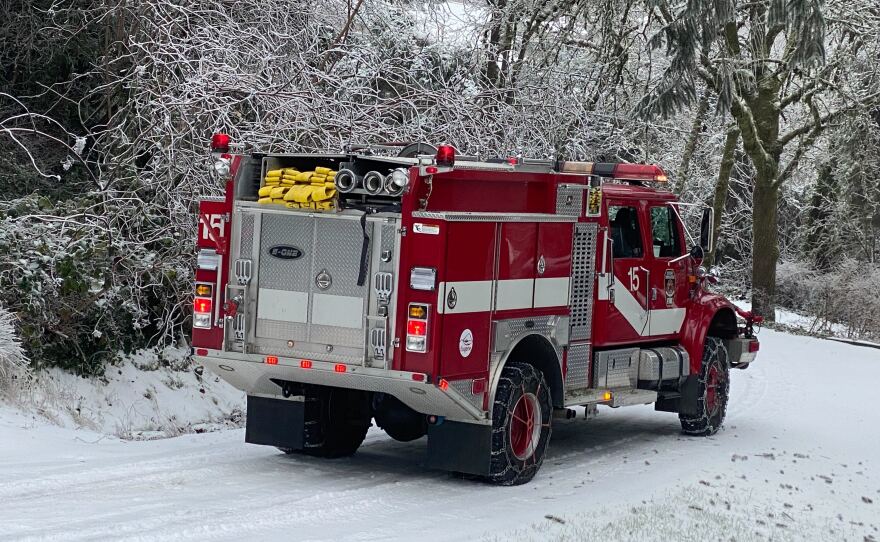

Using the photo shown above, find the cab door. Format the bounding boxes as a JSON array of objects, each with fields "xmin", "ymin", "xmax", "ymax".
[
  {"xmin": 602, "ymin": 199, "xmax": 652, "ymax": 343},
  {"xmin": 645, "ymin": 203, "xmax": 688, "ymax": 337}
]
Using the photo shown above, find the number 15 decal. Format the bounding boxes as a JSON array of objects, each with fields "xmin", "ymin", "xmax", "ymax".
[{"xmin": 628, "ymin": 267, "xmax": 640, "ymax": 292}]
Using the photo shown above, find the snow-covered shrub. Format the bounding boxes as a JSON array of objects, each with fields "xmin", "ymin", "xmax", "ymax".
[
  {"xmin": 777, "ymin": 259, "xmax": 880, "ymax": 340},
  {"xmin": 0, "ymin": 195, "xmax": 192, "ymax": 375},
  {"xmin": 0, "ymin": 305, "xmax": 29, "ymax": 399}
]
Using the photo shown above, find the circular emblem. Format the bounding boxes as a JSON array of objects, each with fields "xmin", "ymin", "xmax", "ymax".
[
  {"xmin": 315, "ymin": 269, "xmax": 332, "ymax": 290},
  {"xmin": 459, "ymin": 329, "xmax": 473, "ymax": 358},
  {"xmin": 446, "ymin": 287, "xmax": 458, "ymax": 309},
  {"xmin": 537, "ymin": 255, "xmax": 546, "ymax": 276}
]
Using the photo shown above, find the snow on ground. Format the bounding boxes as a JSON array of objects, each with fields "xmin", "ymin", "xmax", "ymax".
[
  {"xmin": 5, "ymin": 347, "xmax": 244, "ymax": 439},
  {"xmin": 1, "ymin": 330, "xmax": 879, "ymax": 541}
]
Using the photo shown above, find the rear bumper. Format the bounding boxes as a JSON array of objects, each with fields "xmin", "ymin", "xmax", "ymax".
[
  {"xmin": 725, "ymin": 337, "xmax": 759, "ymax": 368},
  {"xmin": 194, "ymin": 350, "xmax": 488, "ymax": 424}
]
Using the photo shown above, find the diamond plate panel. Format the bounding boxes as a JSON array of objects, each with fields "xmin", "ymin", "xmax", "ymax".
[
  {"xmin": 593, "ymin": 348, "xmax": 639, "ymax": 388},
  {"xmin": 565, "ymin": 343, "xmax": 591, "ymax": 390},
  {"xmin": 239, "ymin": 212, "xmax": 255, "ymax": 259},
  {"xmin": 254, "ymin": 318, "xmax": 308, "ymax": 342},
  {"xmin": 311, "ymin": 216, "xmax": 373, "ymax": 298},
  {"xmin": 448, "ymin": 379, "xmax": 485, "ymax": 412},
  {"xmin": 258, "ymin": 214, "xmax": 314, "ymax": 292},
  {"xmin": 556, "ymin": 185, "xmax": 585, "ymax": 216},
  {"xmin": 569, "ymin": 222, "xmax": 598, "ymax": 341}
]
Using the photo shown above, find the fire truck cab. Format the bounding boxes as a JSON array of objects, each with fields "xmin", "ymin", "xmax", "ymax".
[{"xmin": 192, "ymin": 137, "xmax": 760, "ymax": 485}]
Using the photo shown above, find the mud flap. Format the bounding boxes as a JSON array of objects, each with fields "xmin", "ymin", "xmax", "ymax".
[
  {"xmin": 245, "ymin": 395, "xmax": 305, "ymax": 449},
  {"xmin": 426, "ymin": 421, "xmax": 493, "ymax": 476}
]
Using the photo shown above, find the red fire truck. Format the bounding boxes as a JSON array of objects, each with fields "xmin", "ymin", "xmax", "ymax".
[{"xmin": 192, "ymin": 135, "xmax": 760, "ymax": 485}]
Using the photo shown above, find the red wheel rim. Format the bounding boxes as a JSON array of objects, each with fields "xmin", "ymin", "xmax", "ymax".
[
  {"xmin": 706, "ymin": 363, "xmax": 720, "ymax": 414},
  {"xmin": 510, "ymin": 393, "xmax": 541, "ymax": 460}
]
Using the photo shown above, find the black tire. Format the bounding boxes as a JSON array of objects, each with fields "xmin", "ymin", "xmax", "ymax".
[
  {"xmin": 280, "ymin": 386, "xmax": 372, "ymax": 458},
  {"xmin": 680, "ymin": 336, "xmax": 730, "ymax": 436},
  {"xmin": 487, "ymin": 362, "xmax": 552, "ymax": 485}
]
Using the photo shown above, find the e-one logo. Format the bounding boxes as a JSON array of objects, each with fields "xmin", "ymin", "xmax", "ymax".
[{"xmin": 268, "ymin": 245, "xmax": 303, "ymax": 260}]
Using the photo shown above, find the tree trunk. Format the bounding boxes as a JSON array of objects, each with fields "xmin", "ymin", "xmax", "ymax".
[
  {"xmin": 705, "ymin": 125, "xmax": 739, "ymax": 268},
  {"xmin": 751, "ymin": 177, "xmax": 779, "ymax": 321},
  {"xmin": 674, "ymin": 92, "xmax": 710, "ymax": 196}
]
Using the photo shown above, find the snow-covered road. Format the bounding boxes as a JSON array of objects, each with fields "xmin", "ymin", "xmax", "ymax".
[{"xmin": 2, "ymin": 330, "xmax": 879, "ymax": 541}]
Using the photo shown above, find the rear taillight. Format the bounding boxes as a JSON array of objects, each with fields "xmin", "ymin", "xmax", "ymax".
[
  {"xmin": 748, "ymin": 339, "xmax": 760, "ymax": 353},
  {"xmin": 193, "ymin": 281, "xmax": 215, "ymax": 329},
  {"xmin": 193, "ymin": 296, "xmax": 213, "ymax": 328},
  {"xmin": 406, "ymin": 303, "xmax": 430, "ymax": 353}
]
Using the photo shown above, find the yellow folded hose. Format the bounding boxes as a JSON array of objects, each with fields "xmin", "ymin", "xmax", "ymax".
[{"xmin": 263, "ymin": 166, "xmax": 339, "ymax": 211}]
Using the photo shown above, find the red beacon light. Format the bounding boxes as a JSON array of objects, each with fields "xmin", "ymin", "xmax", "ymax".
[
  {"xmin": 211, "ymin": 133, "xmax": 231, "ymax": 153},
  {"xmin": 435, "ymin": 145, "xmax": 456, "ymax": 168}
]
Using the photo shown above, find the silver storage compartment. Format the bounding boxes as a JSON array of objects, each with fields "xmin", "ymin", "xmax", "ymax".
[
  {"xmin": 637, "ymin": 346, "xmax": 689, "ymax": 388},
  {"xmin": 592, "ymin": 348, "xmax": 640, "ymax": 388}
]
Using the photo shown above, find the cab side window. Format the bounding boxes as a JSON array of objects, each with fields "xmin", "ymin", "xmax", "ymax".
[
  {"xmin": 609, "ymin": 206, "xmax": 643, "ymax": 258},
  {"xmin": 650, "ymin": 205, "xmax": 682, "ymax": 258}
]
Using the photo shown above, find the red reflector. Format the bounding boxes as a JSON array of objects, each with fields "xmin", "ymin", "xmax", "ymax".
[
  {"xmin": 748, "ymin": 340, "xmax": 760, "ymax": 353},
  {"xmin": 411, "ymin": 373, "xmax": 425, "ymax": 382},
  {"xmin": 425, "ymin": 166, "xmax": 438, "ymax": 174},
  {"xmin": 194, "ymin": 297, "xmax": 213, "ymax": 314},
  {"xmin": 211, "ymin": 133, "xmax": 230, "ymax": 152},
  {"xmin": 438, "ymin": 379, "xmax": 449, "ymax": 391},
  {"xmin": 435, "ymin": 145, "xmax": 455, "ymax": 167},
  {"xmin": 265, "ymin": 356, "xmax": 278, "ymax": 365},
  {"xmin": 407, "ymin": 319, "xmax": 427, "ymax": 336},
  {"xmin": 334, "ymin": 364, "xmax": 347, "ymax": 373},
  {"xmin": 472, "ymin": 378, "xmax": 487, "ymax": 395},
  {"xmin": 195, "ymin": 348, "xmax": 208, "ymax": 356},
  {"xmin": 300, "ymin": 360, "xmax": 313, "ymax": 369}
]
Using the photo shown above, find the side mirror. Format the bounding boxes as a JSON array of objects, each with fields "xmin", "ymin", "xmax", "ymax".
[
  {"xmin": 699, "ymin": 207, "xmax": 714, "ymax": 254},
  {"xmin": 690, "ymin": 244, "xmax": 704, "ymax": 260}
]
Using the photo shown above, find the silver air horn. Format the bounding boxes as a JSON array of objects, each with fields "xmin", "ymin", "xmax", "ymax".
[
  {"xmin": 363, "ymin": 171, "xmax": 386, "ymax": 195},
  {"xmin": 334, "ymin": 169, "xmax": 360, "ymax": 193}
]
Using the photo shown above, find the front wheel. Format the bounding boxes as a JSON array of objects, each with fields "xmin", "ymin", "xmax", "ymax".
[
  {"xmin": 488, "ymin": 362, "xmax": 552, "ymax": 485},
  {"xmin": 680, "ymin": 336, "xmax": 730, "ymax": 436}
]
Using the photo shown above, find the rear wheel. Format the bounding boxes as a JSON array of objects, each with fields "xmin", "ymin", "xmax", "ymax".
[
  {"xmin": 280, "ymin": 385, "xmax": 372, "ymax": 458},
  {"xmin": 488, "ymin": 362, "xmax": 552, "ymax": 485},
  {"xmin": 680, "ymin": 336, "xmax": 730, "ymax": 436}
]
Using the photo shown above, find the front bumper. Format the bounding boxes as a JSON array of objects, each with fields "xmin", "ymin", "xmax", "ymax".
[{"xmin": 194, "ymin": 349, "xmax": 488, "ymax": 424}]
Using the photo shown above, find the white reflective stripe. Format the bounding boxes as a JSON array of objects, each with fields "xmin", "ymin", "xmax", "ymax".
[
  {"xmin": 534, "ymin": 277, "xmax": 571, "ymax": 308},
  {"xmin": 495, "ymin": 279, "xmax": 534, "ymax": 311},
  {"xmin": 311, "ymin": 293, "xmax": 364, "ymax": 329},
  {"xmin": 257, "ymin": 288, "xmax": 308, "ymax": 323},
  {"xmin": 437, "ymin": 281, "xmax": 495, "ymax": 314},
  {"xmin": 597, "ymin": 274, "xmax": 685, "ymax": 336}
]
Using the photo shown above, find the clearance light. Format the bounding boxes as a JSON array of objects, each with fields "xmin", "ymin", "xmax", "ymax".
[
  {"xmin": 425, "ymin": 166, "xmax": 438, "ymax": 175},
  {"xmin": 300, "ymin": 360, "xmax": 313, "ymax": 369},
  {"xmin": 603, "ymin": 391, "xmax": 612, "ymax": 402},
  {"xmin": 334, "ymin": 364, "xmax": 347, "ymax": 373},
  {"xmin": 438, "ymin": 379, "xmax": 449, "ymax": 391},
  {"xmin": 411, "ymin": 373, "xmax": 426, "ymax": 382},
  {"xmin": 195, "ymin": 348, "xmax": 208, "ymax": 356},
  {"xmin": 265, "ymin": 356, "xmax": 279, "ymax": 365},
  {"xmin": 748, "ymin": 340, "xmax": 760, "ymax": 353}
]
